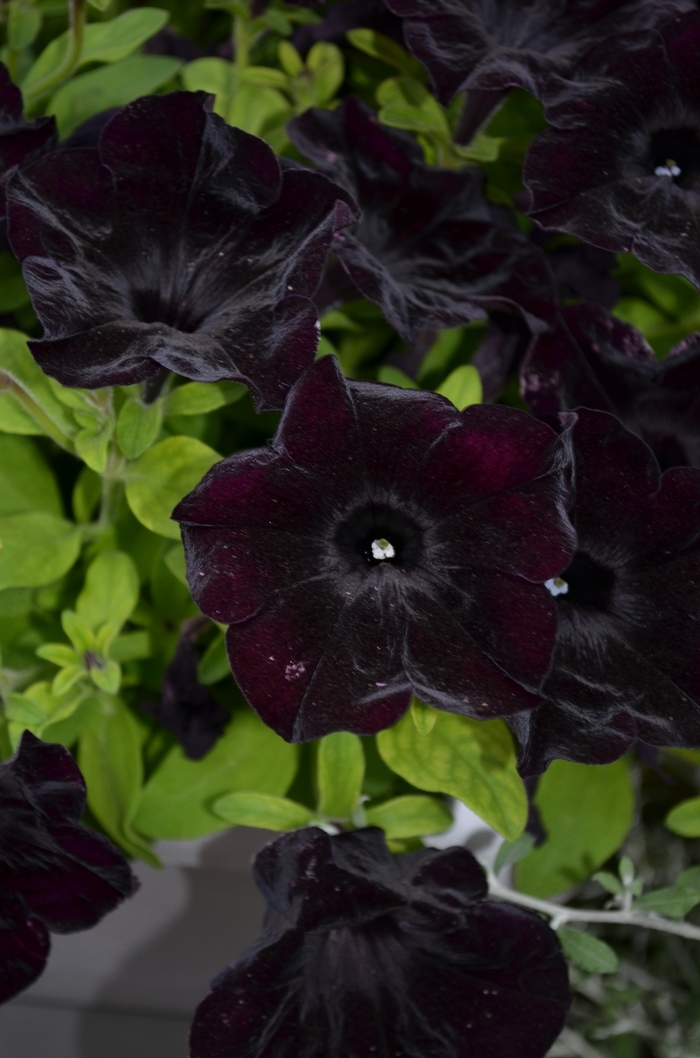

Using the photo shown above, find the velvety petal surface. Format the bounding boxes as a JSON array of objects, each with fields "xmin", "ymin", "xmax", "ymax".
[
  {"xmin": 521, "ymin": 303, "xmax": 700, "ymax": 469},
  {"xmin": 190, "ymin": 828, "xmax": 570, "ymax": 1058},
  {"xmin": 0, "ymin": 904, "xmax": 50, "ymax": 1005},
  {"xmin": 176, "ymin": 356, "xmax": 574, "ymax": 740},
  {"xmin": 513, "ymin": 409, "xmax": 700, "ymax": 774},
  {"xmin": 288, "ymin": 98, "xmax": 557, "ymax": 342},
  {"xmin": 0, "ymin": 63, "xmax": 56, "ymax": 218},
  {"xmin": 7, "ymin": 92, "xmax": 356, "ymax": 409}
]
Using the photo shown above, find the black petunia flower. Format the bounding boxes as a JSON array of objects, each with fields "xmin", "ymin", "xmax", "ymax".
[
  {"xmin": 6, "ymin": 92, "xmax": 356, "ymax": 410},
  {"xmin": 0, "ymin": 731, "xmax": 137, "ymax": 1004},
  {"xmin": 510, "ymin": 408, "xmax": 700, "ymax": 776},
  {"xmin": 521, "ymin": 302, "xmax": 700, "ymax": 470},
  {"xmin": 174, "ymin": 354, "xmax": 575, "ymax": 742},
  {"xmin": 189, "ymin": 827, "xmax": 571, "ymax": 1058},
  {"xmin": 384, "ymin": 0, "xmax": 691, "ymax": 104},
  {"xmin": 287, "ymin": 97, "xmax": 557, "ymax": 345},
  {"xmin": 0, "ymin": 63, "xmax": 56, "ymax": 220},
  {"xmin": 524, "ymin": 12, "xmax": 700, "ymax": 289},
  {"xmin": 142, "ymin": 630, "xmax": 230, "ymax": 760}
]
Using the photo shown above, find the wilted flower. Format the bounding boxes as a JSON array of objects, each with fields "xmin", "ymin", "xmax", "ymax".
[
  {"xmin": 174, "ymin": 354, "xmax": 575, "ymax": 742},
  {"xmin": 6, "ymin": 91, "xmax": 356, "ymax": 410},
  {"xmin": 511, "ymin": 408, "xmax": 700, "ymax": 776},
  {"xmin": 0, "ymin": 63, "xmax": 56, "ymax": 219},
  {"xmin": 287, "ymin": 97, "xmax": 557, "ymax": 345},
  {"xmin": 189, "ymin": 827, "xmax": 571, "ymax": 1058},
  {"xmin": 0, "ymin": 731, "xmax": 136, "ymax": 1004},
  {"xmin": 525, "ymin": 12, "xmax": 700, "ymax": 289},
  {"xmin": 141, "ymin": 631, "xmax": 230, "ymax": 760},
  {"xmin": 521, "ymin": 302, "xmax": 700, "ymax": 470}
]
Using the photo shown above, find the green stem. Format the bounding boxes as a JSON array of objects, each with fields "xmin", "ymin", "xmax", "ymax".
[
  {"xmin": 97, "ymin": 473, "xmax": 123, "ymax": 529},
  {"xmin": 0, "ymin": 373, "xmax": 74, "ymax": 451},
  {"xmin": 24, "ymin": 0, "xmax": 86, "ymax": 107},
  {"xmin": 0, "ymin": 708, "xmax": 13, "ymax": 760},
  {"xmin": 488, "ymin": 873, "xmax": 700, "ymax": 943}
]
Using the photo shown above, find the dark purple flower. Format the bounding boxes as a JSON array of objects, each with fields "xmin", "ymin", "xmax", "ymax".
[
  {"xmin": 0, "ymin": 63, "xmax": 56, "ymax": 220},
  {"xmin": 287, "ymin": 97, "xmax": 557, "ymax": 346},
  {"xmin": 174, "ymin": 354, "xmax": 575, "ymax": 742},
  {"xmin": 510, "ymin": 408, "xmax": 700, "ymax": 775},
  {"xmin": 0, "ymin": 731, "xmax": 137, "ymax": 1004},
  {"xmin": 6, "ymin": 92, "xmax": 357, "ymax": 410},
  {"xmin": 141, "ymin": 631, "xmax": 230, "ymax": 760},
  {"xmin": 384, "ymin": 0, "xmax": 692, "ymax": 104},
  {"xmin": 293, "ymin": 0, "xmax": 405, "ymax": 53},
  {"xmin": 190, "ymin": 827, "xmax": 571, "ymax": 1058},
  {"xmin": 521, "ymin": 302, "xmax": 700, "ymax": 470},
  {"xmin": 524, "ymin": 12, "xmax": 700, "ymax": 289}
]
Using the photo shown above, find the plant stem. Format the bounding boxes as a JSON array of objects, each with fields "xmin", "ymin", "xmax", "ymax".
[
  {"xmin": 487, "ymin": 873, "xmax": 700, "ymax": 943},
  {"xmin": 24, "ymin": 0, "xmax": 86, "ymax": 107},
  {"xmin": 0, "ymin": 373, "xmax": 74, "ymax": 451}
]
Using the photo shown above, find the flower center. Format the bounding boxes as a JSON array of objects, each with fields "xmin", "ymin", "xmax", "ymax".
[
  {"xmin": 334, "ymin": 503, "xmax": 423, "ymax": 572},
  {"xmin": 549, "ymin": 551, "xmax": 616, "ymax": 610},
  {"xmin": 650, "ymin": 128, "xmax": 700, "ymax": 188},
  {"xmin": 371, "ymin": 537, "xmax": 395, "ymax": 561}
]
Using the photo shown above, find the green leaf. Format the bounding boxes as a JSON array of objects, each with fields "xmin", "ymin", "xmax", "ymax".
[
  {"xmin": 377, "ymin": 76, "xmax": 450, "ymax": 138},
  {"xmin": 47, "ymin": 54, "xmax": 183, "ymax": 138},
  {"xmin": 666, "ymin": 796, "xmax": 700, "ymax": 837},
  {"xmin": 61, "ymin": 610, "xmax": 96, "ymax": 655},
  {"xmin": 278, "ymin": 40, "xmax": 304, "ymax": 77},
  {"xmin": 306, "ymin": 42, "xmax": 344, "ymax": 106},
  {"xmin": 455, "ymin": 132, "xmax": 502, "ymax": 164},
  {"xmin": 592, "ymin": 871, "xmax": 624, "ymax": 897},
  {"xmin": 3, "ymin": 693, "xmax": 48, "ymax": 726},
  {"xmin": 133, "ymin": 707, "xmax": 298, "ymax": 839},
  {"xmin": 0, "ymin": 329, "xmax": 76, "ymax": 443},
  {"xmin": 376, "ymin": 366, "xmax": 419, "ymax": 390},
  {"xmin": 89, "ymin": 658, "xmax": 121, "ymax": 695},
  {"xmin": 164, "ymin": 380, "xmax": 246, "ymax": 417},
  {"xmin": 116, "ymin": 396, "xmax": 163, "ymax": 460},
  {"xmin": 516, "ymin": 759, "xmax": 635, "ymax": 898},
  {"xmin": 317, "ymin": 732, "xmax": 364, "ymax": 820},
  {"xmin": 181, "ymin": 56, "xmax": 232, "ymax": 112},
  {"xmin": 74, "ymin": 421, "xmax": 113, "ymax": 473},
  {"xmin": 213, "ymin": 792, "xmax": 313, "ymax": 830},
  {"xmin": 125, "ymin": 435, "xmax": 220, "ymax": 539},
  {"xmin": 76, "ymin": 550, "xmax": 139, "ymax": 632},
  {"xmin": 0, "ymin": 435, "xmax": 62, "ymax": 516},
  {"xmin": 197, "ymin": 631, "xmax": 230, "ymax": 685},
  {"xmin": 635, "ymin": 886, "xmax": 700, "ymax": 920},
  {"xmin": 678, "ymin": 866, "xmax": 700, "ymax": 894},
  {"xmin": 23, "ymin": 8, "xmax": 170, "ymax": 94},
  {"xmin": 36, "ymin": 643, "xmax": 79, "ymax": 668},
  {"xmin": 493, "ymin": 832, "xmax": 536, "ymax": 873},
  {"xmin": 557, "ymin": 927, "xmax": 619, "ymax": 974},
  {"xmin": 365, "ymin": 794, "xmax": 451, "ymax": 839},
  {"xmin": 72, "ymin": 466, "xmax": 101, "ymax": 523},
  {"xmin": 241, "ymin": 66, "xmax": 288, "ymax": 90},
  {"xmin": 377, "ymin": 710, "xmax": 527, "ymax": 841},
  {"xmin": 78, "ymin": 696, "xmax": 157, "ymax": 865},
  {"xmin": 436, "ymin": 365, "xmax": 482, "ymax": 410},
  {"xmin": 7, "ymin": 2, "xmax": 42, "ymax": 51},
  {"xmin": 410, "ymin": 696, "xmax": 437, "ymax": 735},
  {"xmin": 39, "ymin": 693, "xmax": 96, "ymax": 748},
  {"xmin": 0, "ymin": 512, "xmax": 82, "ymax": 590},
  {"xmin": 346, "ymin": 28, "xmax": 427, "ymax": 81},
  {"xmin": 109, "ymin": 631, "xmax": 150, "ymax": 663},
  {"xmin": 0, "ymin": 391, "xmax": 43, "ymax": 435}
]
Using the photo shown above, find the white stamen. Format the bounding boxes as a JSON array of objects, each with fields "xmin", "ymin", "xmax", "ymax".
[
  {"xmin": 371, "ymin": 537, "xmax": 395, "ymax": 561},
  {"xmin": 545, "ymin": 576, "xmax": 569, "ymax": 597},
  {"xmin": 655, "ymin": 158, "xmax": 681, "ymax": 178}
]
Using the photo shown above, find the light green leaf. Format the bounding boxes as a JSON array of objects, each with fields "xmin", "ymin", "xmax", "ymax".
[
  {"xmin": 197, "ymin": 631, "xmax": 230, "ymax": 685},
  {"xmin": 377, "ymin": 76, "xmax": 450, "ymax": 138},
  {"xmin": 47, "ymin": 54, "xmax": 183, "ymax": 138},
  {"xmin": 164, "ymin": 380, "xmax": 246, "ymax": 418},
  {"xmin": 494, "ymin": 832, "xmax": 536, "ymax": 873},
  {"xmin": 634, "ymin": 886, "xmax": 700, "ymax": 920},
  {"xmin": 77, "ymin": 550, "xmax": 140, "ymax": 632},
  {"xmin": 0, "ymin": 330, "xmax": 76, "ymax": 443},
  {"xmin": 89, "ymin": 658, "xmax": 121, "ymax": 694},
  {"xmin": 0, "ymin": 391, "xmax": 43, "ymax": 435},
  {"xmin": 317, "ymin": 732, "xmax": 364, "ymax": 820},
  {"xmin": 0, "ymin": 512, "xmax": 82, "ymax": 590},
  {"xmin": 410, "ymin": 696, "xmax": 437, "ymax": 735},
  {"xmin": 365, "ymin": 794, "xmax": 451, "ymax": 839},
  {"xmin": 36, "ymin": 643, "xmax": 78, "ymax": 668},
  {"xmin": 72, "ymin": 466, "xmax": 102, "ymax": 523},
  {"xmin": 278, "ymin": 40, "xmax": 304, "ymax": 77},
  {"xmin": 241, "ymin": 66, "xmax": 289, "ymax": 90},
  {"xmin": 377, "ymin": 710, "xmax": 527, "ymax": 841},
  {"xmin": 592, "ymin": 871, "xmax": 624, "ymax": 897},
  {"xmin": 3, "ymin": 693, "xmax": 48, "ymax": 726},
  {"xmin": 8, "ymin": 2, "xmax": 42, "ymax": 51},
  {"xmin": 74, "ymin": 421, "xmax": 113, "ymax": 473},
  {"xmin": 436, "ymin": 365, "xmax": 482, "ymax": 410},
  {"xmin": 516, "ymin": 759, "xmax": 635, "ymax": 898},
  {"xmin": 0, "ymin": 435, "xmax": 62, "ymax": 516},
  {"xmin": 181, "ymin": 57, "xmax": 232, "ymax": 114},
  {"xmin": 666, "ymin": 796, "xmax": 700, "ymax": 837},
  {"xmin": 79, "ymin": 695, "xmax": 157, "ymax": 865},
  {"xmin": 306, "ymin": 42, "xmax": 344, "ymax": 106},
  {"xmin": 39, "ymin": 695, "xmax": 95, "ymax": 748},
  {"xmin": 133, "ymin": 708, "xmax": 298, "ymax": 839},
  {"xmin": 346, "ymin": 28, "xmax": 427, "ymax": 81},
  {"xmin": 61, "ymin": 610, "xmax": 96, "ymax": 655},
  {"xmin": 116, "ymin": 396, "xmax": 163, "ymax": 460},
  {"xmin": 678, "ymin": 866, "xmax": 700, "ymax": 894},
  {"xmin": 213, "ymin": 792, "xmax": 313, "ymax": 831},
  {"xmin": 125, "ymin": 435, "xmax": 220, "ymax": 539},
  {"xmin": 23, "ymin": 8, "xmax": 170, "ymax": 93},
  {"xmin": 164, "ymin": 542, "xmax": 188, "ymax": 586},
  {"xmin": 557, "ymin": 927, "xmax": 619, "ymax": 974},
  {"xmin": 109, "ymin": 631, "xmax": 150, "ymax": 663},
  {"xmin": 376, "ymin": 366, "xmax": 419, "ymax": 390},
  {"xmin": 455, "ymin": 132, "xmax": 502, "ymax": 164},
  {"xmin": 52, "ymin": 664, "xmax": 85, "ymax": 696}
]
